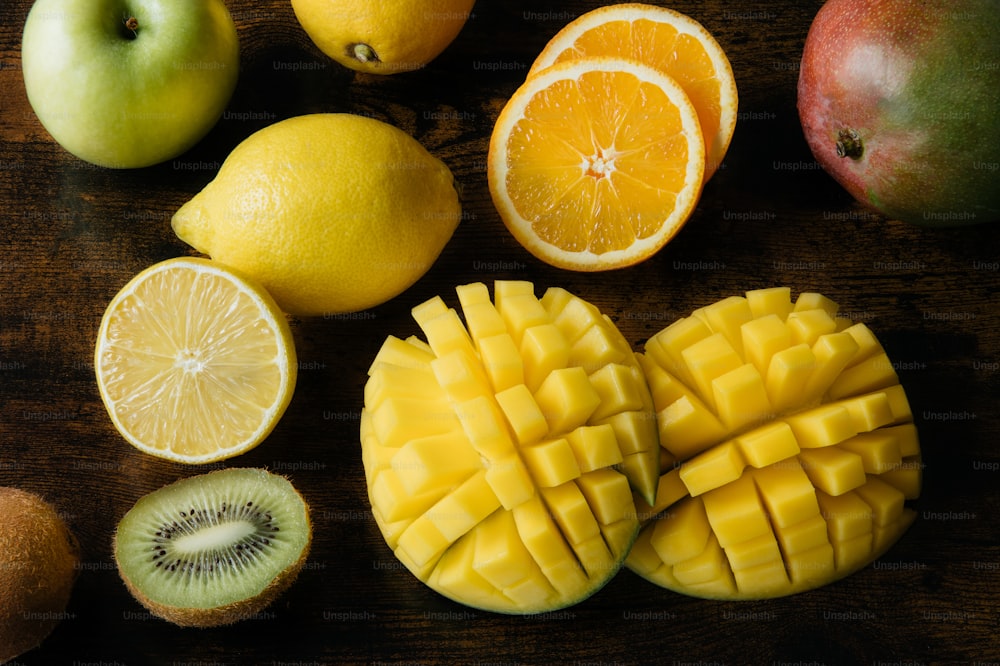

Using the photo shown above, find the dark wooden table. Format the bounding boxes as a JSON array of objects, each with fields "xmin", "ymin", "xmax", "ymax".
[{"xmin": 2, "ymin": 1, "xmax": 998, "ymax": 663}]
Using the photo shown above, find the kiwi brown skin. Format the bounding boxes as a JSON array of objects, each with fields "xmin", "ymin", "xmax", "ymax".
[
  {"xmin": 112, "ymin": 523, "xmax": 312, "ymax": 628},
  {"xmin": 0, "ymin": 486, "xmax": 80, "ymax": 661}
]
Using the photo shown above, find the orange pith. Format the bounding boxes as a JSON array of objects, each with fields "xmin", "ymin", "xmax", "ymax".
[
  {"xmin": 488, "ymin": 57, "xmax": 705, "ymax": 272},
  {"xmin": 529, "ymin": 3, "xmax": 738, "ymax": 181}
]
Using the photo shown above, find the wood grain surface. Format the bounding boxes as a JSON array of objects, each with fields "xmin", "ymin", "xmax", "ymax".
[{"xmin": 2, "ymin": 0, "xmax": 999, "ymax": 664}]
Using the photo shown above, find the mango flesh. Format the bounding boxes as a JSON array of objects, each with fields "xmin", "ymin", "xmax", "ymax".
[
  {"xmin": 361, "ymin": 281, "xmax": 660, "ymax": 613},
  {"xmin": 626, "ymin": 287, "xmax": 921, "ymax": 599}
]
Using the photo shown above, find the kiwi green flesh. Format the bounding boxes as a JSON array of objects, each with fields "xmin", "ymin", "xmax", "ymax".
[{"xmin": 114, "ymin": 468, "xmax": 311, "ymax": 613}]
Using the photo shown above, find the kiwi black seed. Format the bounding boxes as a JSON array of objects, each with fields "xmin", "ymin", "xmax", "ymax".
[{"xmin": 114, "ymin": 468, "xmax": 312, "ymax": 628}]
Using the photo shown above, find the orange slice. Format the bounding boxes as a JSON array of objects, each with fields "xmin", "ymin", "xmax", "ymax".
[
  {"xmin": 488, "ymin": 56, "xmax": 705, "ymax": 272},
  {"xmin": 529, "ymin": 3, "xmax": 738, "ymax": 181}
]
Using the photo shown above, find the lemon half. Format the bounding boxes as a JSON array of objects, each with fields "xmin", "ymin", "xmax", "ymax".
[{"xmin": 94, "ymin": 257, "xmax": 297, "ymax": 464}]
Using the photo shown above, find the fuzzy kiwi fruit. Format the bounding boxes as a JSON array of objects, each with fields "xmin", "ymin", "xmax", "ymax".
[
  {"xmin": 0, "ymin": 487, "xmax": 80, "ymax": 661},
  {"xmin": 113, "ymin": 467, "xmax": 312, "ymax": 627}
]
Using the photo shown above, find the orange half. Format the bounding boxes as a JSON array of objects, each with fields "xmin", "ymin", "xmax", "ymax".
[
  {"xmin": 529, "ymin": 3, "xmax": 738, "ymax": 181},
  {"xmin": 488, "ymin": 56, "xmax": 705, "ymax": 272}
]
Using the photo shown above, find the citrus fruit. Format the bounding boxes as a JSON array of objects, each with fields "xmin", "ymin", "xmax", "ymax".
[
  {"xmin": 798, "ymin": 0, "xmax": 1000, "ymax": 226},
  {"xmin": 529, "ymin": 3, "xmax": 738, "ymax": 181},
  {"xmin": 625, "ymin": 287, "xmax": 921, "ymax": 599},
  {"xmin": 290, "ymin": 0, "xmax": 476, "ymax": 74},
  {"xmin": 94, "ymin": 257, "xmax": 297, "ymax": 464},
  {"xmin": 488, "ymin": 57, "xmax": 705, "ymax": 272},
  {"xmin": 171, "ymin": 113, "xmax": 462, "ymax": 316},
  {"xmin": 361, "ymin": 281, "xmax": 660, "ymax": 613}
]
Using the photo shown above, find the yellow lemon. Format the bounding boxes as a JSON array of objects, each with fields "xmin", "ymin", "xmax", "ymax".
[
  {"xmin": 291, "ymin": 0, "xmax": 476, "ymax": 74},
  {"xmin": 171, "ymin": 113, "xmax": 462, "ymax": 316}
]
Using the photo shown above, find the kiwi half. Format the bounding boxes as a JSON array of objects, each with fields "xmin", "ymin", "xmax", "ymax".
[
  {"xmin": 114, "ymin": 468, "xmax": 312, "ymax": 627},
  {"xmin": 0, "ymin": 487, "xmax": 79, "ymax": 661}
]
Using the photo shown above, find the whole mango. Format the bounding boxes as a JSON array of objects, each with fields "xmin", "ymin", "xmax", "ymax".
[{"xmin": 797, "ymin": 0, "xmax": 1000, "ymax": 226}]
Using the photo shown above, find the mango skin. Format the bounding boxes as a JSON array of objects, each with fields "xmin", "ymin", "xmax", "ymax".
[{"xmin": 797, "ymin": 0, "xmax": 1000, "ymax": 226}]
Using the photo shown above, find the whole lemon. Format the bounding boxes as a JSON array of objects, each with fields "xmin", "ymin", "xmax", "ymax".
[
  {"xmin": 171, "ymin": 113, "xmax": 461, "ymax": 316},
  {"xmin": 291, "ymin": 0, "xmax": 476, "ymax": 74}
]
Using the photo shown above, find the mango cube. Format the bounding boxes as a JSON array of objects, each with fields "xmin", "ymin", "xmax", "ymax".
[
  {"xmin": 570, "ymin": 322, "xmax": 628, "ymax": 372},
  {"xmin": 777, "ymin": 514, "xmax": 830, "ymax": 555},
  {"xmin": 672, "ymin": 534, "xmax": 730, "ymax": 586},
  {"xmin": 838, "ymin": 430, "xmax": 903, "ymax": 474},
  {"xmin": 565, "ymin": 424, "xmax": 623, "ymax": 473},
  {"xmin": 494, "ymin": 383, "xmax": 548, "ymax": 446},
  {"xmin": 682, "ymin": 333, "xmax": 744, "ymax": 409},
  {"xmin": 649, "ymin": 497, "xmax": 711, "ymax": 565},
  {"xmin": 679, "ymin": 440, "xmax": 745, "ymax": 497},
  {"xmin": 472, "ymin": 510, "xmax": 542, "ymax": 590},
  {"xmin": 746, "ymin": 287, "xmax": 792, "ymax": 320},
  {"xmin": 533, "ymin": 367, "xmax": 601, "ymax": 434},
  {"xmin": 521, "ymin": 438, "xmax": 581, "ymax": 488},
  {"xmin": 798, "ymin": 446, "xmax": 867, "ymax": 497},
  {"xmin": 484, "ymin": 455, "xmax": 535, "ymax": 510},
  {"xmin": 576, "ymin": 468, "xmax": 634, "ymax": 526},
  {"xmin": 737, "ymin": 421, "xmax": 800, "ymax": 469},
  {"xmin": 391, "ymin": 432, "xmax": 481, "ymax": 495},
  {"xmin": 724, "ymin": 530, "xmax": 784, "ymax": 572},
  {"xmin": 588, "ymin": 363, "xmax": 646, "ymax": 422},
  {"xmin": 478, "ymin": 333, "xmax": 524, "ymax": 393},
  {"xmin": 645, "ymin": 316, "xmax": 713, "ymax": 383},
  {"xmin": 711, "ymin": 363, "xmax": 772, "ymax": 431},
  {"xmin": 541, "ymin": 482, "xmax": 600, "ymax": 546},
  {"xmin": 693, "ymin": 296, "xmax": 753, "ymax": 356},
  {"xmin": 765, "ymin": 344, "xmax": 816, "ymax": 412},
  {"xmin": 751, "ymin": 460, "xmax": 821, "ymax": 528},
  {"xmin": 520, "ymin": 324, "xmax": 569, "ymax": 391},
  {"xmin": 702, "ymin": 473, "xmax": 770, "ymax": 548},
  {"xmin": 741, "ymin": 314, "xmax": 791, "ymax": 376},
  {"xmin": 457, "ymin": 283, "xmax": 507, "ymax": 343},
  {"xmin": 786, "ymin": 308, "xmax": 837, "ymax": 346}
]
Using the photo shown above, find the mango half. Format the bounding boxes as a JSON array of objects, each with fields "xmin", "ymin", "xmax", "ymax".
[
  {"xmin": 361, "ymin": 282, "xmax": 660, "ymax": 613},
  {"xmin": 627, "ymin": 287, "xmax": 921, "ymax": 598}
]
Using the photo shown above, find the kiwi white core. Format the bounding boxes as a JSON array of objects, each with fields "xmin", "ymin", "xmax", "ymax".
[{"xmin": 174, "ymin": 520, "xmax": 257, "ymax": 552}]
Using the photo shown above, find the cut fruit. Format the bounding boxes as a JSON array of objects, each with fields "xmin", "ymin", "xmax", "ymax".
[
  {"xmin": 114, "ymin": 468, "xmax": 312, "ymax": 627},
  {"xmin": 94, "ymin": 257, "xmax": 297, "ymax": 464},
  {"xmin": 362, "ymin": 281, "xmax": 659, "ymax": 613},
  {"xmin": 627, "ymin": 288, "xmax": 921, "ymax": 599},
  {"xmin": 529, "ymin": 2, "xmax": 738, "ymax": 182},
  {"xmin": 488, "ymin": 57, "xmax": 705, "ymax": 271}
]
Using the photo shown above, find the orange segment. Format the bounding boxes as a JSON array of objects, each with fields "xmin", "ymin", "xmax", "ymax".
[
  {"xmin": 488, "ymin": 57, "xmax": 705, "ymax": 272},
  {"xmin": 529, "ymin": 3, "xmax": 738, "ymax": 182}
]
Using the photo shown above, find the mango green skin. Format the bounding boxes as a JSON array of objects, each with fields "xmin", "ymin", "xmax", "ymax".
[
  {"xmin": 797, "ymin": 0, "xmax": 1000, "ymax": 226},
  {"xmin": 21, "ymin": 0, "xmax": 239, "ymax": 169}
]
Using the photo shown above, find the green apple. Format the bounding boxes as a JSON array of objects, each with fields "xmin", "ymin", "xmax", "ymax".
[{"xmin": 21, "ymin": 0, "xmax": 240, "ymax": 169}]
